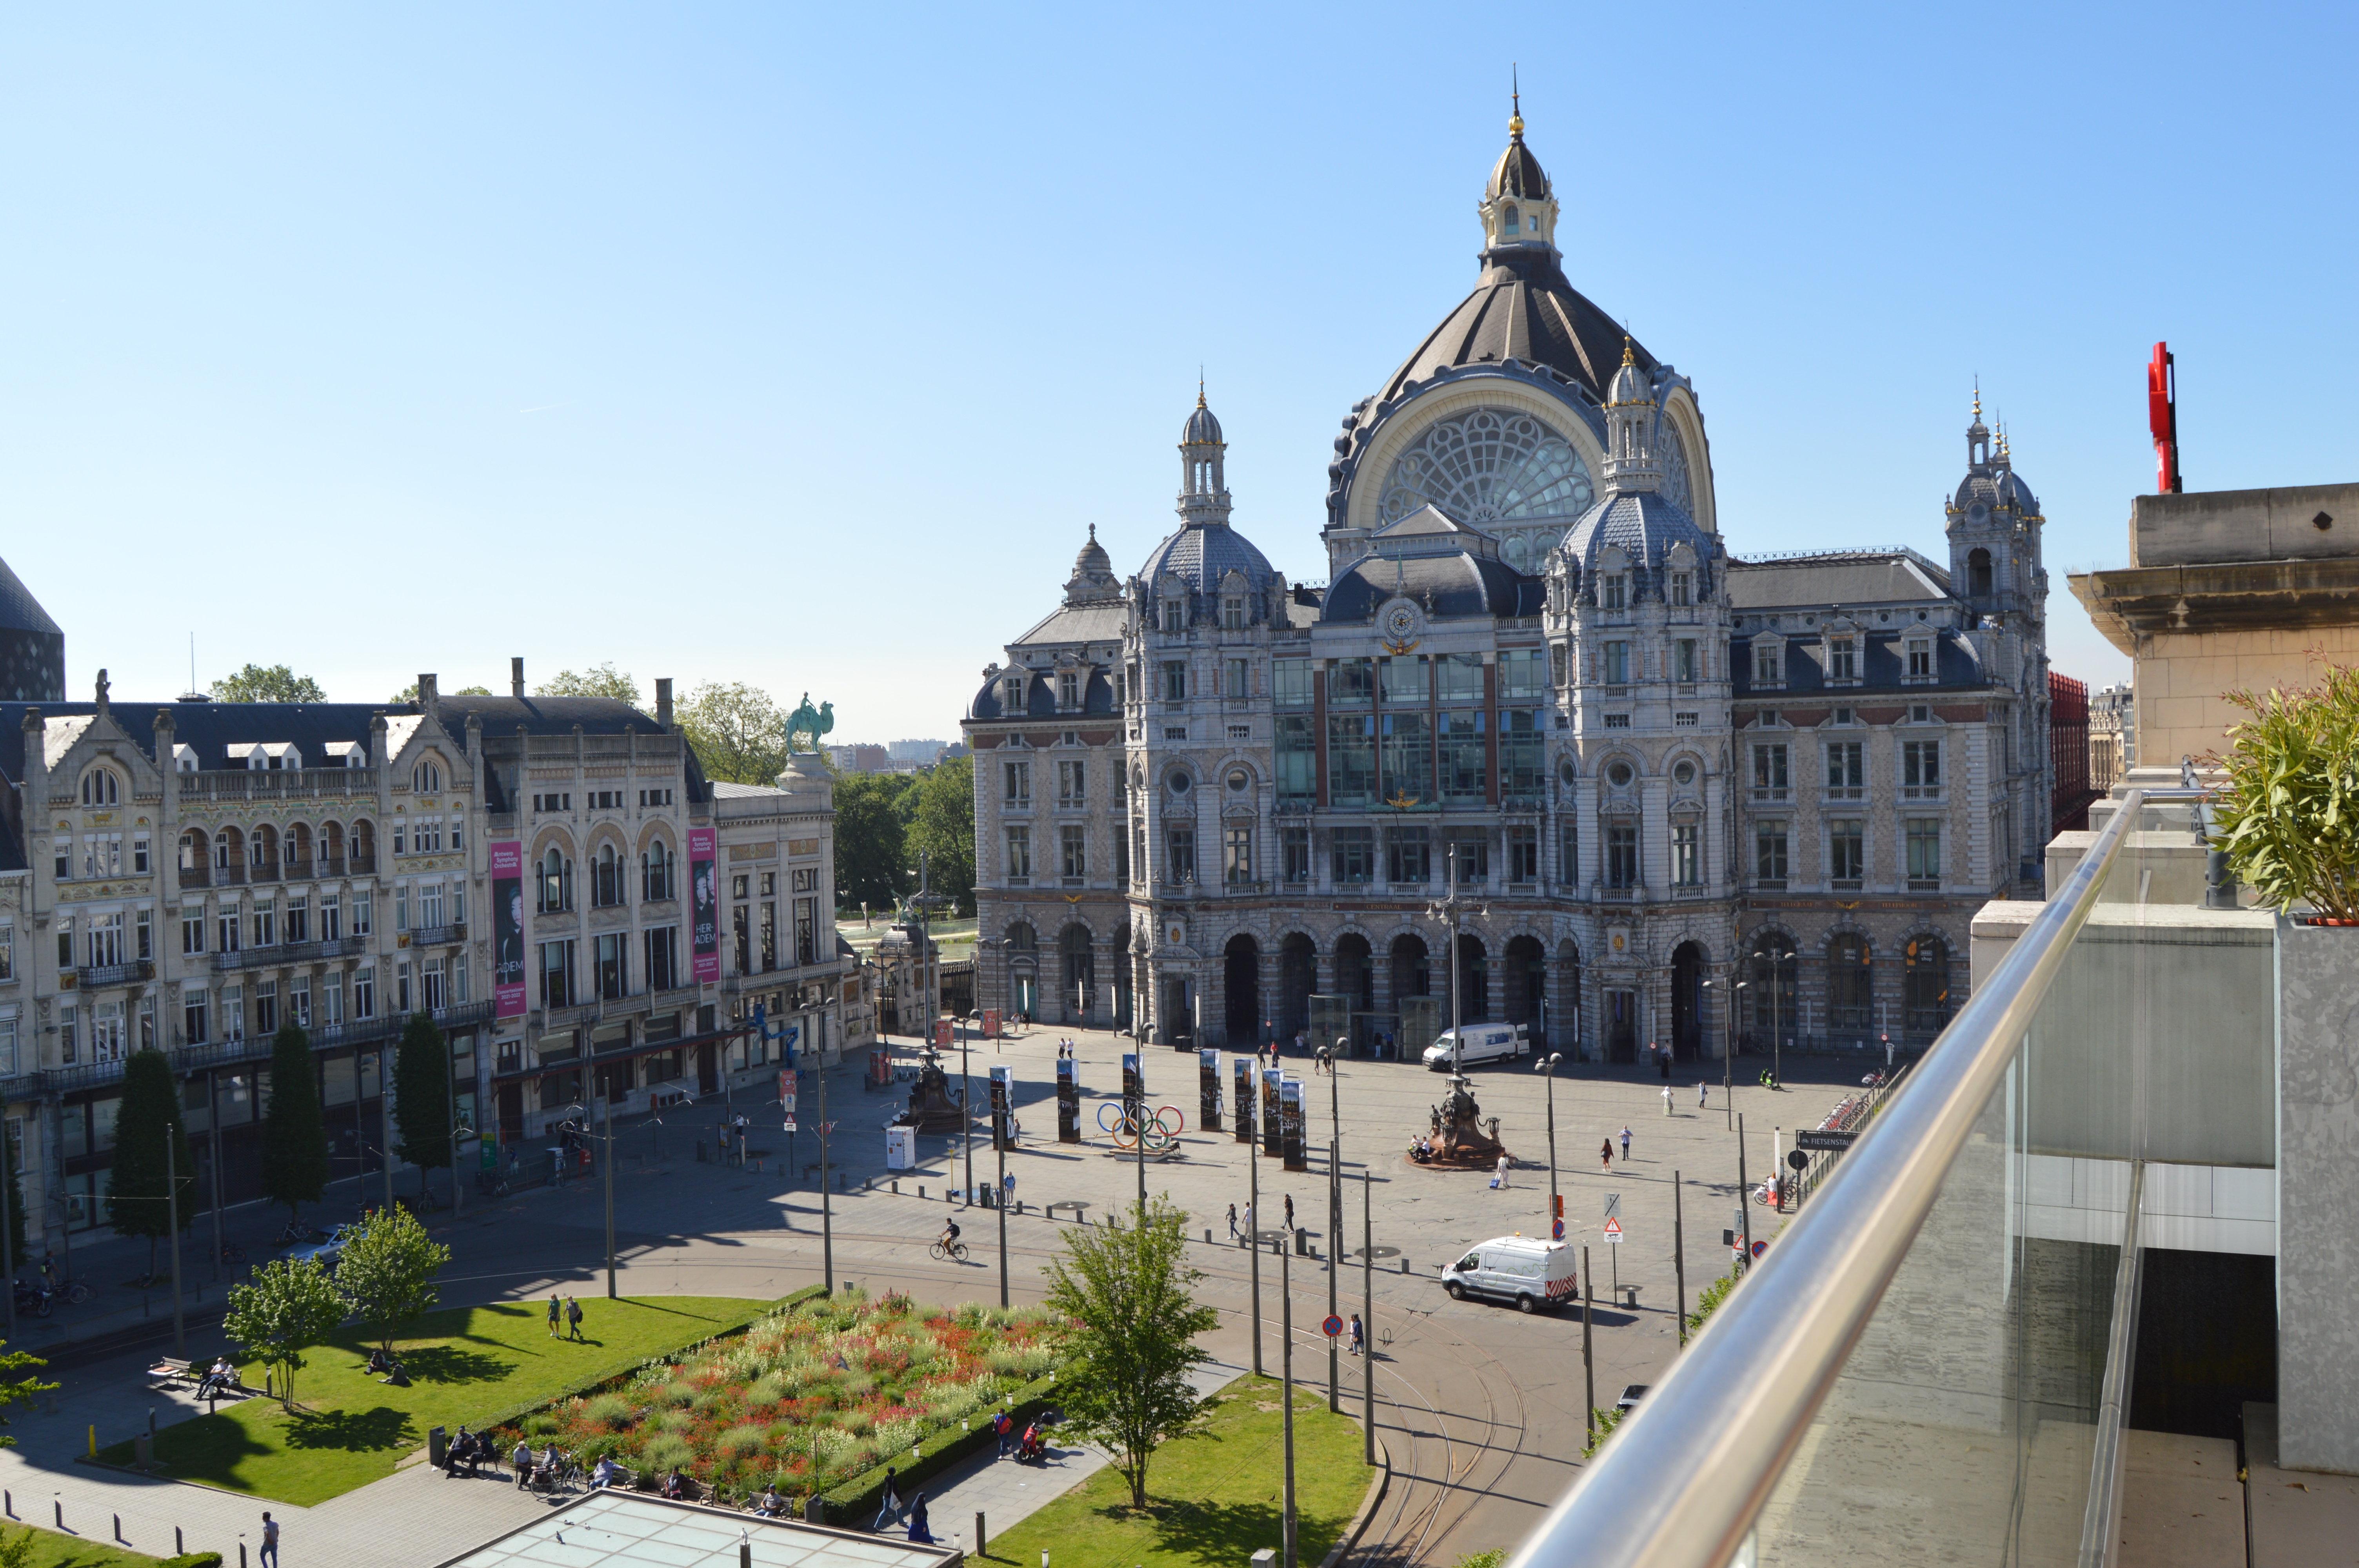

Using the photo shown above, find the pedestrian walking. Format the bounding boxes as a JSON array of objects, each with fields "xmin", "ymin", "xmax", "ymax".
[
  {"xmin": 1697, "ymin": 1080, "xmax": 1709, "ymax": 1109},
  {"xmin": 547, "ymin": 1293, "xmax": 561, "ymax": 1337},
  {"xmin": 907, "ymin": 1493, "xmax": 934, "ymax": 1546},
  {"xmin": 1620, "ymin": 1126, "xmax": 1633, "ymax": 1161},
  {"xmin": 1348, "ymin": 1313, "xmax": 1365, "ymax": 1356},
  {"xmin": 260, "ymin": 1512, "xmax": 280, "ymax": 1568},
  {"xmin": 873, "ymin": 1465, "xmax": 901, "ymax": 1531},
  {"xmin": 567, "ymin": 1295, "xmax": 585, "ymax": 1341},
  {"xmin": 1492, "ymin": 1154, "xmax": 1510, "ymax": 1189},
  {"xmin": 1661, "ymin": 1085, "xmax": 1674, "ymax": 1117},
  {"xmin": 993, "ymin": 1409, "xmax": 1014, "ymax": 1459},
  {"xmin": 1599, "ymin": 1138, "xmax": 1614, "ymax": 1171},
  {"xmin": 1240, "ymin": 1201, "xmax": 1253, "ymax": 1243},
  {"xmin": 1227, "ymin": 1203, "xmax": 1238, "ymax": 1240},
  {"xmin": 1282, "ymin": 1193, "xmax": 1294, "ymax": 1230},
  {"xmin": 1658, "ymin": 1044, "xmax": 1672, "ymax": 1082}
]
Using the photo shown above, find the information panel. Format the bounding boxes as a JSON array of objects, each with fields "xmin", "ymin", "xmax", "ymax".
[
  {"xmin": 1233, "ymin": 1057, "xmax": 1256, "ymax": 1144},
  {"xmin": 1261, "ymin": 1068, "xmax": 1283, "ymax": 1158},
  {"xmin": 1279, "ymin": 1074, "xmax": 1307, "ymax": 1172},
  {"xmin": 1056, "ymin": 1056, "xmax": 1080, "ymax": 1144},
  {"xmin": 1198, "ymin": 1047, "xmax": 1221, "ymax": 1132},
  {"xmin": 989, "ymin": 1064, "xmax": 1013, "ymax": 1152}
]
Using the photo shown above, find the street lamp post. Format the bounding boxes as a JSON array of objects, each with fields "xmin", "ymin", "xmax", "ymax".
[
  {"xmin": 1327, "ymin": 1053, "xmax": 1343, "ymax": 1414},
  {"xmin": 1427, "ymin": 844, "xmax": 1483, "ymax": 1074},
  {"xmin": 1702, "ymin": 974, "xmax": 1747, "ymax": 1131},
  {"xmin": 1535, "ymin": 1053, "xmax": 1562, "ymax": 1237}
]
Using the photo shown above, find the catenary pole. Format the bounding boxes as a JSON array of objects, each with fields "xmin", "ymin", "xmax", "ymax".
[
  {"xmin": 1326, "ymin": 1135, "xmax": 1339, "ymax": 1413},
  {"xmin": 166, "ymin": 1133, "xmax": 185, "ymax": 1358},
  {"xmin": 1280, "ymin": 1235, "xmax": 1297, "ymax": 1568},
  {"xmin": 1581, "ymin": 1244, "xmax": 1595, "ymax": 1443},
  {"xmin": 1361, "ymin": 1165, "xmax": 1374, "ymax": 1465},
  {"xmin": 1674, "ymin": 1169, "xmax": 1688, "ymax": 1348},
  {"xmin": 603, "ymin": 1091, "xmax": 616, "ymax": 1298},
  {"xmin": 1738, "ymin": 1113, "xmax": 1753, "ymax": 1273},
  {"xmin": 820, "ymin": 1039, "xmax": 834, "ymax": 1293},
  {"xmin": 996, "ymin": 1094, "xmax": 1009, "ymax": 1308},
  {"xmin": 1249, "ymin": 1096, "xmax": 1263, "ymax": 1376}
]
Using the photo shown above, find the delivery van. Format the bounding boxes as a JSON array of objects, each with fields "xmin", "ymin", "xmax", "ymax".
[
  {"xmin": 1441, "ymin": 1235, "xmax": 1578, "ymax": 1314},
  {"xmin": 1422, "ymin": 1022, "xmax": 1529, "ymax": 1070}
]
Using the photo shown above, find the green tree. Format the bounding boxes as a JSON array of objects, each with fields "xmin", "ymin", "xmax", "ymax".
[
  {"xmin": 211, "ymin": 664, "xmax": 327, "ymax": 703},
  {"xmin": 261, "ymin": 1025, "xmax": 330, "ymax": 1226},
  {"xmin": 536, "ymin": 663, "xmax": 642, "ymax": 704},
  {"xmin": 333, "ymin": 1204, "xmax": 450, "ymax": 1354},
  {"xmin": 391, "ymin": 681, "xmax": 493, "ymax": 703},
  {"xmin": 835, "ymin": 772, "xmax": 913, "ymax": 912},
  {"xmin": 1041, "ymin": 1196, "xmax": 1218, "ymax": 1507},
  {"xmin": 907, "ymin": 755, "xmax": 976, "ymax": 915},
  {"xmin": 392, "ymin": 1013, "xmax": 453, "ymax": 1203},
  {"xmin": 106, "ymin": 1049, "xmax": 196, "ymax": 1281},
  {"xmin": 677, "ymin": 681, "xmax": 790, "ymax": 785},
  {"xmin": 0, "ymin": 1341, "xmax": 55, "ymax": 1451},
  {"xmin": 223, "ymin": 1257, "xmax": 347, "ymax": 1410}
]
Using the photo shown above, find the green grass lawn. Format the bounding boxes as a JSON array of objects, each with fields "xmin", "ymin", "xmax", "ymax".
[
  {"xmin": 987, "ymin": 1377, "xmax": 1371, "ymax": 1568},
  {"xmin": 0, "ymin": 1522, "xmax": 182, "ymax": 1566},
  {"xmin": 101, "ymin": 1295, "xmax": 765, "ymax": 1507}
]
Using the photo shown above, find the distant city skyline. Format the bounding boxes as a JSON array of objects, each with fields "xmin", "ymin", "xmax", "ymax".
[{"xmin": 4, "ymin": 5, "xmax": 2354, "ymax": 738}]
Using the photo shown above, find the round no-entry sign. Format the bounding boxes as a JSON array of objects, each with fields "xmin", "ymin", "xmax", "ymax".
[{"xmin": 1321, "ymin": 1314, "xmax": 1344, "ymax": 1339}]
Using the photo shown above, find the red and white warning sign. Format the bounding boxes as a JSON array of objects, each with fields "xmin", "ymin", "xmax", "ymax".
[{"xmin": 1603, "ymin": 1217, "xmax": 1624, "ymax": 1245}]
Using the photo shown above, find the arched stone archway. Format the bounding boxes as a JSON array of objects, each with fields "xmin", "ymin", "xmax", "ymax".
[
  {"xmin": 1826, "ymin": 933, "xmax": 1873, "ymax": 1039},
  {"xmin": 1503, "ymin": 936, "xmax": 1546, "ymax": 1031},
  {"xmin": 1060, "ymin": 924, "xmax": 1095, "ymax": 1024},
  {"xmin": 1747, "ymin": 930, "xmax": 1798, "ymax": 1054},
  {"xmin": 1455, "ymin": 933, "xmax": 1490, "ymax": 1024},
  {"xmin": 1671, "ymin": 942, "xmax": 1707, "ymax": 1062},
  {"xmin": 1389, "ymin": 934, "xmax": 1429, "ymax": 1010},
  {"xmin": 1334, "ymin": 933, "xmax": 1374, "ymax": 1013},
  {"xmin": 1903, "ymin": 934, "xmax": 1952, "ymax": 1037},
  {"xmin": 1278, "ymin": 934, "xmax": 1316, "ymax": 1038},
  {"xmin": 1224, "ymin": 935, "xmax": 1261, "ymax": 1047}
]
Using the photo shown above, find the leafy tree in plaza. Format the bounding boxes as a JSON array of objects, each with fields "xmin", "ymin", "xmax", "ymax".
[
  {"xmin": 391, "ymin": 680, "xmax": 493, "ymax": 702},
  {"xmin": 677, "ymin": 680, "xmax": 791, "ymax": 785},
  {"xmin": 261, "ymin": 1024, "xmax": 330, "ymax": 1227},
  {"xmin": 835, "ymin": 772, "xmax": 914, "ymax": 913},
  {"xmin": 224, "ymin": 1257, "xmax": 347, "ymax": 1410},
  {"xmin": 1041, "ymin": 1195, "xmax": 1218, "ymax": 1507},
  {"xmin": 393, "ymin": 1012, "xmax": 453, "ymax": 1203},
  {"xmin": 536, "ymin": 662, "xmax": 642, "ymax": 704},
  {"xmin": 907, "ymin": 755, "xmax": 976, "ymax": 915},
  {"xmin": 211, "ymin": 664, "xmax": 327, "ymax": 703},
  {"xmin": 105, "ymin": 1049, "xmax": 196, "ymax": 1281},
  {"xmin": 0, "ymin": 1339, "xmax": 55, "ymax": 1450},
  {"xmin": 334, "ymin": 1204, "xmax": 450, "ymax": 1354}
]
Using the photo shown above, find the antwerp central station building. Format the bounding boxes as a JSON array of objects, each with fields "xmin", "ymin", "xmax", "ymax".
[{"xmin": 963, "ymin": 111, "xmax": 2052, "ymax": 1064}]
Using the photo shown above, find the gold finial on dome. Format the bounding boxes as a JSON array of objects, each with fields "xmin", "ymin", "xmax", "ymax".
[
  {"xmin": 1510, "ymin": 64, "xmax": 1523, "ymax": 137},
  {"xmin": 1621, "ymin": 336, "xmax": 1637, "ymax": 367},
  {"xmin": 1972, "ymin": 379, "xmax": 1983, "ymax": 424}
]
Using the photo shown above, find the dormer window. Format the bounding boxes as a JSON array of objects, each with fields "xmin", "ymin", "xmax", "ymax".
[
  {"xmin": 1753, "ymin": 642, "xmax": 1783, "ymax": 686},
  {"xmin": 1002, "ymin": 677, "xmax": 1023, "ymax": 711},
  {"xmin": 1906, "ymin": 638, "xmax": 1935, "ymax": 682},
  {"xmin": 1057, "ymin": 673, "xmax": 1079, "ymax": 710},
  {"xmin": 1670, "ymin": 572, "xmax": 1691, "ymax": 607},
  {"xmin": 1600, "ymin": 574, "xmax": 1627, "ymax": 610},
  {"xmin": 1827, "ymin": 636, "xmax": 1858, "ymax": 682},
  {"xmin": 413, "ymin": 759, "xmax": 443, "ymax": 793},
  {"xmin": 80, "ymin": 768, "xmax": 120, "ymax": 806},
  {"xmin": 1223, "ymin": 597, "xmax": 1245, "ymax": 631},
  {"xmin": 1160, "ymin": 598, "xmax": 1186, "ymax": 634}
]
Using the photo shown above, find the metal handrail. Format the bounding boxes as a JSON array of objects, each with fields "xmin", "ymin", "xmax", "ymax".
[{"xmin": 1507, "ymin": 788, "xmax": 2149, "ymax": 1568}]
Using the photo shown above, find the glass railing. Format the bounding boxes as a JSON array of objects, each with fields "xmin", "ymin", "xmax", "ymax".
[{"xmin": 1512, "ymin": 788, "xmax": 2222, "ymax": 1568}]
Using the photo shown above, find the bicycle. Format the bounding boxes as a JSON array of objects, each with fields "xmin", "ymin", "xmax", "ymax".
[
  {"xmin": 220, "ymin": 1242, "xmax": 249, "ymax": 1267},
  {"xmin": 929, "ymin": 1238, "xmax": 969, "ymax": 1263}
]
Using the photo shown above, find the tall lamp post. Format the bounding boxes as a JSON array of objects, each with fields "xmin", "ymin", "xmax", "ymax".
[
  {"xmin": 567, "ymin": 1100, "xmax": 618, "ymax": 1298},
  {"xmin": 1702, "ymin": 974, "xmax": 1747, "ymax": 1131},
  {"xmin": 1427, "ymin": 844, "xmax": 1484, "ymax": 1073},
  {"xmin": 1534, "ymin": 1053, "xmax": 1562, "ymax": 1236}
]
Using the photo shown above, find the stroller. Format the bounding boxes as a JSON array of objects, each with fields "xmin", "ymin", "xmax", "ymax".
[{"xmin": 1014, "ymin": 1410, "xmax": 1062, "ymax": 1465}]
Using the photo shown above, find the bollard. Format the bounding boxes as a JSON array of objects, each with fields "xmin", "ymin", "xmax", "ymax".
[
  {"xmin": 1205, "ymin": 1229, "xmax": 1212, "ymax": 1244},
  {"xmin": 114, "ymin": 1512, "xmax": 122, "ymax": 1542},
  {"xmin": 918, "ymin": 1185, "xmax": 926, "ymax": 1199},
  {"xmin": 741, "ymin": 1538, "xmax": 752, "ymax": 1568},
  {"xmin": 5, "ymin": 1488, "xmax": 12, "ymax": 1517},
  {"xmin": 976, "ymin": 1510, "xmax": 987, "ymax": 1557},
  {"xmin": 55, "ymin": 1501, "xmax": 62, "ymax": 1529},
  {"xmin": 178, "ymin": 1527, "xmax": 185, "ymax": 1555},
  {"xmin": 242, "ymin": 1543, "xmax": 249, "ymax": 1567},
  {"xmin": 892, "ymin": 1181, "xmax": 899, "ymax": 1194},
  {"xmin": 1400, "ymin": 1257, "xmax": 1410, "ymax": 1274},
  {"xmin": 88, "ymin": 1424, "xmax": 95, "ymax": 1456}
]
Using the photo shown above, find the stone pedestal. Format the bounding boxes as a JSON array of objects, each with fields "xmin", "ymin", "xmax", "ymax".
[{"xmin": 2276, "ymin": 917, "xmax": 2359, "ymax": 1472}]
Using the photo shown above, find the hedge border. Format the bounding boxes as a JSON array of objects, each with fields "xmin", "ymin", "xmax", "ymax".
[{"xmin": 816, "ymin": 1367, "xmax": 1076, "ymax": 1525}]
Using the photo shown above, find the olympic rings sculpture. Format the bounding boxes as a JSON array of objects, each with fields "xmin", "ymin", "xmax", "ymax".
[{"xmin": 1096, "ymin": 1100, "xmax": 1186, "ymax": 1153}]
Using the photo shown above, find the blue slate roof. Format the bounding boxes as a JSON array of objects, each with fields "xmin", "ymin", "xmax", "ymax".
[
  {"xmin": 1138, "ymin": 521, "xmax": 1276, "ymax": 593},
  {"xmin": 1561, "ymin": 490, "xmax": 1713, "ymax": 574}
]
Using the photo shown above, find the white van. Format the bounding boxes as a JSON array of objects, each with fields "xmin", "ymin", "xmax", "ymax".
[
  {"xmin": 1441, "ymin": 1235, "xmax": 1578, "ymax": 1314},
  {"xmin": 1422, "ymin": 1023, "xmax": 1528, "ymax": 1070}
]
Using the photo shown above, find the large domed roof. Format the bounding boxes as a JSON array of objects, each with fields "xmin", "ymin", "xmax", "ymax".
[
  {"xmin": 1139, "ymin": 521, "xmax": 1274, "ymax": 593},
  {"xmin": 1561, "ymin": 490, "xmax": 1712, "ymax": 573},
  {"xmin": 1376, "ymin": 251, "xmax": 1655, "ymax": 406}
]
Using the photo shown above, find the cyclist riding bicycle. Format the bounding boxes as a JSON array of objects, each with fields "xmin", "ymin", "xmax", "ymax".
[{"xmin": 941, "ymin": 1219, "xmax": 962, "ymax": 1253}]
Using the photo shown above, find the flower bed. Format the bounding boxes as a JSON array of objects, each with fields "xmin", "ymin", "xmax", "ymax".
[{"xmin": 494, "ymin": 1288, "xmax": 1064, "ymax": 1503}]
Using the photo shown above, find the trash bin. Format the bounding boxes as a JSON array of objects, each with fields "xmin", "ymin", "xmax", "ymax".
[{"xmin": 429, "ymin": 1426, "xmax": 447, "ymax": 1468}]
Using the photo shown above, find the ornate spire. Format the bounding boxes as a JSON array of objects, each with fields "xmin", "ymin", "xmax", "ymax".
[{"xmin": 1510, "ymin": 64, "xmax": 1523, "ymax": 138}]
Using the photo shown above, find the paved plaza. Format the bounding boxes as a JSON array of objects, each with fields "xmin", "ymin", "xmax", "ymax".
[{"xmin": 0, "ymin": 1024, "xmax": 1876, "ymax": 1565}]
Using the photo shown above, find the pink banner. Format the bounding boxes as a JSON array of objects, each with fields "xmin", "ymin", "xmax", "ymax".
[
  {"xmin": 689, "ymin": 828, "xmax": 720, "ymax": 984},
  {"xmin": 491, "ymin": 840, "xmax": 527, "ymax": 1019}
]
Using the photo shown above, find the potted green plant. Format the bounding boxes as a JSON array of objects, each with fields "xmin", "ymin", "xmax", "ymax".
[
  {"xmin": 2213, "ymin": 662, "xmax": 2359, "ymax": 1473},
  {"xmin": 2209, "ymin": 662, "xmax": 2359, "ymax": 924}
]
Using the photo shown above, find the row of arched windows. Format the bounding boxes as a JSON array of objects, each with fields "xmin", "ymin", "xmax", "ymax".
[
  {"xmin": 533, "ymin": 835, "xmax": 679, "ymax": 915},
  {"xmin": 1746, "ymin": 930, "xmax": 1952, "ymax": 1038},
  {"xmin": 177, "ymin": 820, "xmax": 377, "ymax": 882}
]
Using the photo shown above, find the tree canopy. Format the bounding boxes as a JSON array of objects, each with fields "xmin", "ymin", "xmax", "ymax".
[
  {"xmin": 224, "ymin": 1257, "xmax": 347, "ymax": 1409},
  {"xmin": 106, "ymin": 1048, "xmax": 196, "ymax": 1279},
  {"xmin": 393, "ymin": 1012, "xmax": 453, "ymax": 1199},
  {"xmin": 1041, "ymin": 1196, "xmax": 1218, "ymax": 1507},
  {"xmin": 537, "ymin": 663, "xmax": 642, "ymax": 704},
  {"xmin": 678, "ymin": 681, "xmax": 791, "ymax": 785},
  {"xmin": 335, "ymin": 1205, "xmax": 450, "ymax": 1353},
  {"xmin": 834, "ymin": 771, "xmax": 914, "ymax": 912},
  {"xmin": 907, "ymin": 755, "xmax": 976, "ymax": 915},
  {"xmin": 211, "ymin": 664, "xmax": 327, "ymax": 703},
  {"xmin": 261, "ymin": 1024, "xmax": 330, "ymax": 1223}
]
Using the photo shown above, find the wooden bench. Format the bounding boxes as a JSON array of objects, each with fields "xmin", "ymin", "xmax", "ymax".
[{"xmin": 149, "ymin": 1359, "xmax": 253, "ymax": 1401}]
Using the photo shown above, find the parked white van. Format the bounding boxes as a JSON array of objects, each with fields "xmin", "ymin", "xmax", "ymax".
[
  {"xmin": 1421, "ymin": 1023, "xmax": 1529, "ymax": 1070},
  {"xmin": 1441, "ymin": 1235, "xmax": 1578, "ymax": 1313}
]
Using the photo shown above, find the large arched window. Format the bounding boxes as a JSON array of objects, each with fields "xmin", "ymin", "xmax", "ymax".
[
  {"xmin": 1827, "ymin": 933, "xmax": 1873, "ymax": 1034},
  {"xmin": 592, "ymin": 842, "xmax": 623, "ymax": 908},
  {"xmin": 1968, "ymin": 548, "xmax": 1993, "ymax": 597},
  {"xmin": 1903, "ymin": 935, "xmax": 1952, "ymax": 1034},
  {"xmin": 642, "ymin": 838, "xmax": 677, "ymax": 902},
  {"xmin": 413, "ymin": 759, "xmax": 444, "ymax": 793},
  {"xmin": 540, "ymin": 846, "xmax": 574, "ymax": 913},
  {"xmin": 80, "ymin": 768, "xmax": 120, "ymax": 806},
  {"xmin": 1375, "ymin": 407, "xmax": 1595, "ymax": 556},
  {"xmin": 1748, "ymin": 931, "xmax": 1798, "ymax": 1047}
]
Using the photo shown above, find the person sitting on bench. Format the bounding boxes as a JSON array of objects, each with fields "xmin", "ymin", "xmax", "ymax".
[{"xmin": 195, "ymin": 1356, "xmax": 236, "ymax": 1399}]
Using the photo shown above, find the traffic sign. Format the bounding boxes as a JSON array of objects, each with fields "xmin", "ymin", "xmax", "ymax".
[
  {"xmin": 1786, "ymin": 1149, "xmax": 1808, "ymax": 1171},
  {"xmin": 1602, "ymin": 1192, "xmax": 1621, "ymax": 1221},
  {"xmin": 1603, "ymin": 1217, "xmax": 1624, "ymax": 1245},
  {"xmin": 1796, "ymin": 1129, "xmax": 1857, "ymax": 1152},
  {"xmin": 1551, "ymin": 1218, "xmax": 1565, "ymax": 1241},
  {"xmin": 1321, "ymin": 1314, "xmax": 1344, "ymax": 1339},
  {"xmin": 1751, "ymin": 1240, "xmax": 1768, "ymax": 1259}
]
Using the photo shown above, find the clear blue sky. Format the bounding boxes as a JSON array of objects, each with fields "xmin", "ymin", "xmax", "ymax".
[{"xmin": 5, "ymin": 5, "xmax": 2354, "ymax": 739}]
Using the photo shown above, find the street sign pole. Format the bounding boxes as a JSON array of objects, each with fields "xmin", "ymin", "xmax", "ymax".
[
  {"xmin": 1361, "ymin": 1165, "xmax": 1374, "ymax": 1466},
  {"xmin": 1737, "ymin": 1113, "xmax": 1753, "ymax": 1275},
  {"xmin": 1326, "ymin": 1136, "xmax": 1339, "ymax": 1414},
  {"xmin": 1581, "ymin": 1245, "xmax": 1595, "ymax": 1442},
  {"xmin": 1673, "ymin": 1170, "xmax": 1687, "ymax": 1349}
]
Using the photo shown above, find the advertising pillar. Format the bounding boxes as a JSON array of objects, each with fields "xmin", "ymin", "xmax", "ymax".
[
  {"xmin": 1056, "ymin": 1056, "xmax": 1080, "ymax": 1144},
  {"xmin": 1234, "ymin": 1057, "xmax": 1256, "ymax": 1144},
  {"xmin": 491, "ymin": 841, "xmax": 527, "ymax": 1020},
  {"xmin": 1121, "ymin": 1051, "xmax": 1142, "ymax": 1123},
  {"xmin": 1261, "ymin": 1067, "xmax": 1283, "ymax": 1158},
  {"xmin": 1199, "ymin": 1047, "xmax": 1221, "ymax": 1133},
  {"xmin": 1280, "ymin": 1074, "xmax": 1307, "ymax": 1172}
]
